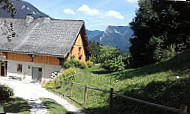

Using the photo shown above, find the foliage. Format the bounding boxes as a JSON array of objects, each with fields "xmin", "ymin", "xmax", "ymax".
[
  {"xmin": 0, "ymin": 85, "xmax": 14, "ymax": 102},
  {"xmin": 41, "ymin": 81, "xmax": 55, "ymax": 89},
  {"xmin": 87, "ymin": 60, "xmax": 94, "ymax": 68},
  {"xmin": 63, "ymin": 58, "xmax": 81, "ymax": 69},
  {"xmin": 0, "ymin": 0, "xmax": 18, "ymax": 17},
  {"xmin": 40, "ymin": 98, "xmax": 69, "ymax": 114},
  {"xmin": 88, "ymin": 41, "xmax": 101, "ymax": 63},
  {"xmin": 80, "ymin": 61, "xmax": 88, "ymax": 69},
  {"xmin": 130, "ymin": 0, "xmax": 190, "ymax": 67},
  {"xmin": 42, "ymin": 68, "xmax": 77, "ymax": 89},
  {"xmin": 60, "ymin": 67, "xmax": 77, "ymax": 81},
  {"xmin": 103, "ymin": 56, "xmax": 125, "ymax": 72},
  {"xmin": 99, "ymin": 46, "xmax": 126, "ymax": 71}
]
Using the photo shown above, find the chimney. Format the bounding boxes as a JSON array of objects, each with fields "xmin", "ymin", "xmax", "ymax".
[{"xmin": 26, "ymin": 14, "xmax": 34, "ymax": 25}]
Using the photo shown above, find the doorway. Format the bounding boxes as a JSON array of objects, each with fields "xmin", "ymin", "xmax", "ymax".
[
  {"xmin": 0, "ymin": 61, "xmax": 7, "ymax": 76},
  {"xmin": 32, "ymin": 67, "xmax": 42, "ymax": 81}
]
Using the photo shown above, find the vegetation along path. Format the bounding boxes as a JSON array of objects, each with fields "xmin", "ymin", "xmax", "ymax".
[{"xmin": 0, "ymin": 77, "xmax": 81, "ymax": 114}]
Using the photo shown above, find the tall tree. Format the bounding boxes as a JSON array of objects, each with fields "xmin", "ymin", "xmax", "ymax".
[{"xmin": 130, "ymin": 0, "xmax": 190, "ymax": 67}]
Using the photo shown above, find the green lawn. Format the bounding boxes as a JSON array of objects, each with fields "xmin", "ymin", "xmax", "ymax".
[
  {"xmin": 4, "ymin": 97, "xmax": 31, "ymax": 114},
  {"xmin": 40, "ymin": 98, "xmax": 73, "ymax": 114},
  {"xmin": 49, "ymin": 49, "xmax": 190, "ymax": 114}
]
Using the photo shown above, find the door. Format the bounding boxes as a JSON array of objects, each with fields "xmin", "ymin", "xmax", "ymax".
[
  {"xmin": 32, "ymin": 67, "xmax": 42, "ymax": 81},
  {"xmin": 0, "ymin": 61, "xmax": 7, "ymax": 76},
  {"xmin": 32, "ymin": 67, "xmax": 38, "ymax": 81}
]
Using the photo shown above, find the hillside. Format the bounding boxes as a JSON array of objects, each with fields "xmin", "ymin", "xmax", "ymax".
[
  {"xmin": 50, "ymin": 49, "xmax": 190, "ymax": 114},
  {"xmin": 87, "ymin": 26, "xmax": 133, "ymax": 52},
  {"xmin": 0, "ymin": 0, "xmax": 48, "ymax": 19}
]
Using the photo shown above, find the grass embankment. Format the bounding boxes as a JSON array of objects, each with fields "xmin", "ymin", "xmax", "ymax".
[
  {"xmin": 40, "ymin": 98, "xmax": 72, "ymax": 114},
  {"xmin": 4, "ymin": 97, "xmax": 31, "ymax": 114},
  {"xmin": 50, "ymin": 49, "xmax": 190, "ymax": 114}
]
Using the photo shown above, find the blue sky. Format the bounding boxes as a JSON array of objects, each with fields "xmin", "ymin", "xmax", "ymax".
[{"xmin": 24, "ymin": 0, "xmax": 138, "ymax": 30}]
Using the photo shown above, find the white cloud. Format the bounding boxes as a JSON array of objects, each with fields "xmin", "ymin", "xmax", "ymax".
[
  {"xmin": 126, "ymin": 0, "xmax": 139, "ymax": 3},
  {"xmin": 78, "ymin": 4, "xmax": 124, "ymax": 20},
  {"xmin": 78, "ymin": 4, "xmax": 100, "ymax": 16},
  {"xmin": 64, "ymin": 9, "xmax": 75, "ymax": 15},
  {"xmin": 106, "ymin": 10, "xmax": 124, "ymax": 19}
]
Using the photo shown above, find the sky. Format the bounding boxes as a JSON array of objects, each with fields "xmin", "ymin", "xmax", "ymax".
[{"xmin": 24, "ymin": 0, "xmax": 139, "ymax": 31}]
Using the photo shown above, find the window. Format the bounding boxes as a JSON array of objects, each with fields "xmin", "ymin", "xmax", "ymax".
[
  {"xmin": 17, "ymin": 64, "xmax": 22, "ymax": 72},
  {"xmin": 39, "ymin": 68, "xmax": 42, "ymax": 72},
  {"xmin": 78, "ymin": 47, "xmax": 81, "ymax": 52}
]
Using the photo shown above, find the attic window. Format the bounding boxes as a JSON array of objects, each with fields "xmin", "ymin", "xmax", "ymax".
[
  {"xmin": 78, "ymin": 47, "xmax": 82, "ymax": 52},
  {"xmin": 17, "ymin": 64, "xmax": 22, "ymax": 73}
]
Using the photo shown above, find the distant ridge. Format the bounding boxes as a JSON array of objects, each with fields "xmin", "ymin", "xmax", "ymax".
[
  {"xmin": 0, "ymin": 0, "xmax": 48, "ymax": 19},
  {"xmin": 87, "ymin": 26, "xmax": 133, "ymax": 52}
]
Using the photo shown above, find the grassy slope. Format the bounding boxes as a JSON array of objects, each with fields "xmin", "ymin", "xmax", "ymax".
[
  {"xmin": 40, "ymin": 98, "xmax": 72, "ymax": 114},
  {"xmin": 52, "ymin": 49, "xmax": 190, "ymax": 114}
]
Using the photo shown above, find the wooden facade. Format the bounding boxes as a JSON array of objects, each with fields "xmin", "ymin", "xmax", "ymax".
[
  {"xmin": 2, "ymin": 52, "xmax": 60, "ymax": 65},
  {"xmin": 68, "ymin": 33, "xmax": 87, "ymax": 61}
]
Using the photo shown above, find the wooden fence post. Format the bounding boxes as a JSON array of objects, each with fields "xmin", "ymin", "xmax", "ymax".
[
  {"xmin": 70, "ymin": 82, "xmax": 74, "ymax": 98},
  {"xmin": 54, "ymin": 80, "xmax": 56, "ymax": 89},
  {"xmin": 109, "ymin": 88, "xmax": 114, "ymax": 114},
  {"xmin": 60, "ymin": 80, "xmax": 63, "ymax": 93},
  {"xmin": 84, "ymin": 84, "xmax": 88, "ymax": 105},
  {"xmin": 180, "ymin": 105, "xmax": 187, "ymax": 114}
]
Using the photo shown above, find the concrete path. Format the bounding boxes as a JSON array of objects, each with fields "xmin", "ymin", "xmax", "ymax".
[{"xmin": 0, "ymin": 77, "xmax": 81, "ymax": 114}]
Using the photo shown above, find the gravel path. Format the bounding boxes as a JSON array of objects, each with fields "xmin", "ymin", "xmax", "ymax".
[{"xmin": 0, "ymin": 77, "xmax": 81, "ymax": 114}]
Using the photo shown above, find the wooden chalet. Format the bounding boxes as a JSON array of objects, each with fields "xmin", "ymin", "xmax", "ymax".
[{"xmin": 0, "ymin": 15, "xmax": 90, "ymax": 82}]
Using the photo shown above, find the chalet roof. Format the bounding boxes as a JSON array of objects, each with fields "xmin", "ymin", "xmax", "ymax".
[{"xmin": 0, "ymin": 16, "xmax": 86, "ymax": 58}]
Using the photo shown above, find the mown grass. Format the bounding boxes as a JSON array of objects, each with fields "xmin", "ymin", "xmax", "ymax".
[
  {"xmin": 40, "ymin": 98, "xmax": 73, "ymax": 114},
  {"xmin": 4, "ymin": 97, "xmax": 31, "ymax": 114},
  {"xmin": 49, "ymin": 49, "xmax": 190, "ymax": 114}
]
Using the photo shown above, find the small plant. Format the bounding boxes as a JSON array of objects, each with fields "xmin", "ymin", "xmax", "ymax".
[
  {"xmin": 64, "ymin": 59, "xmax": 81, "ymax": 69},
  {"xmin": 87, "ymin": 60, "xmax": 94, "ymax": 68},
  {"xmin": 0, "ymin": 85, "xmax": 14, "ymax": 103},
  {"xmin": 80, "ymin": 61, "xmax": 88, "ymax": 69},
  {"xmin": 103, "ymin": 56, "xmax": 125, "ymax": 72},
  {"xmin": 41, "ymin": 81, "xmax": 55, "ymax": 89}
]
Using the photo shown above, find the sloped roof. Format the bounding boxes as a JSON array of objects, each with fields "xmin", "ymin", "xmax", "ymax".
[{"xmin": 0, "ymin": 17, "xmax": 85, "ymax": 58}]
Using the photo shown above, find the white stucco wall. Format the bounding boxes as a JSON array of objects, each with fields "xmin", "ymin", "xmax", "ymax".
[{"xmin": 6, "ymin": 60, "xmax": 62, "ymax": 82}]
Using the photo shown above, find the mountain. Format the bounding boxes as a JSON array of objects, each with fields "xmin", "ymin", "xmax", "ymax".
[
  {"xmin": 87, "ymin": 26, "xmax": 133, "ymax": 52},
  {"xmin": 86, "ymin": 30, "xmax": 104, "ymax": 42},
  {"xmin": 0, "ymin": 0, "xmax": 48, "ymax": 19}
]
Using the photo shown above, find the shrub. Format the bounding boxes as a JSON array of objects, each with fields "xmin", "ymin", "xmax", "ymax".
[
  {"xmin": 0, "ymin": 85, "xmax": 14, "ymax": 102},
  {"xmin": 103, "ymin": 56, "xmax": 125, "ymax": 72},
  {"xmin": 41, "ymin": 81, "xmax": 55, "ymax": 89},
  {"xmin": 63, "ymin": 59, "xmax": 81, "ymax": 69},
  {"xmin": 87, "ymin": 60, "xmax": 94, "ymax": 68},
  {"xmin": 59, "ymin": 67, "xmax": 77, "ymax": 81},
  {"xmin": 80, "ymin": 61, "xmax": 88, "ymax": 69}
]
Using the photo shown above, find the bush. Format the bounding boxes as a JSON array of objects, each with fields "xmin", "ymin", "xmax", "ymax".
[
  {"xmin": 63, "ymin": 59, "xmax": 81, "ymax": 69},
  {"xmin": 42, "ymin": 68, "xmax": 77, "ymax": 89},
  {"xmin": 87, "ymin": 60, "xmax": 94, "ymax": 68},
  {"xmin": 80, "ymin": 61, "xmax": 88, "ymax": 69},
  {"xmin": 103, "ymin": 56, "xmax": 125, "ymax": 72},
  {"xmin": 57, "ymin": 67, "xmax": 77, "ymax": 82},
  {"xmin": 0, "ymin": 85, "xmax": 14, "ymax": 102},
  {"xmin": 41, "ymin": 81, "xmax": 55, "ymax": 89}
]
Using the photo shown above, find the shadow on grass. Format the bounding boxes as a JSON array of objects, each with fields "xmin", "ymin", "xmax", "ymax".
[
  {"xmin": 41, "ymin": 98, "xmax": 74, "ymax": 114},
  {"xmin": 92, "ymin": 70, "xmax": 112, "ymax": 75},
  {"xmin": 4, "ymin": 97, "xmax": 31, "ymax": 113},
  {"xmin": 80, "ymin": 77, "xmax": 190, "ymax": 114}
]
